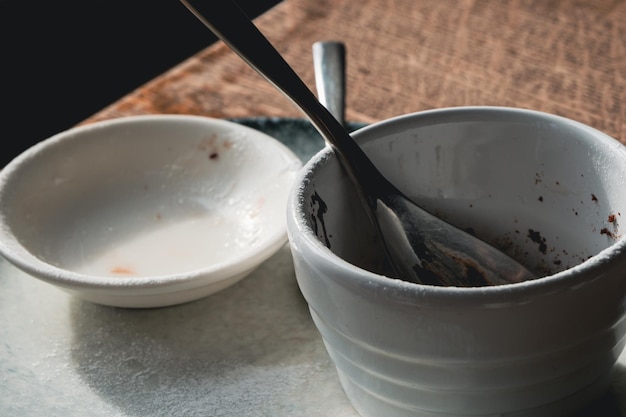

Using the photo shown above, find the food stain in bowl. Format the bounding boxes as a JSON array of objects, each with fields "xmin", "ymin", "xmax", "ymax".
[
  {"xmin": 73, "ymin": 207, "xmax": 262, "ymax": 278},
  {"xmin": 197, "ymin": 133, "xmax": 233, "ymax": 161},
  {"xmin": 110, "ymin": 266, "xmax": 136, "ymax": 275}
]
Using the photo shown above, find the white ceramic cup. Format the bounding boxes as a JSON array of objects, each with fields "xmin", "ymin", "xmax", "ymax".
[{"xmin": 287, "ymin": 107, "xmax": 626, "ymax": 417}]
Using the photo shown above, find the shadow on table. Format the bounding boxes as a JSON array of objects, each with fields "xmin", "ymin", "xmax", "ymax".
[
  {"xmin": 67, "ymin": 246, "xmax": 351, "ymax": 416},
  {"xmin": 572, "ymin": 392, "xmax": 623, "ymax": 417},
  {"xmin": 567, "ymin": 357, "xmax": 625, "ymax": 417},
  {"xmin": 66, "ymin": 242, "xmax": 626, "ymax": 417}
]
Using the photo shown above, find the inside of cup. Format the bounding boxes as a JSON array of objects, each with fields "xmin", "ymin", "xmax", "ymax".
[{"xmin": 298, "ymin": 109, "xmax": 626, "ymax": 279}]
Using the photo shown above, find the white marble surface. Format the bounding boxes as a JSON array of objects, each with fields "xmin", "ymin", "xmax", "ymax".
[
  {"xmin": 0, "ymin": 245, "xmax": 359, "ymax": 417},
  {"xmin": 2, "ymin": 245, "xmax": 626, "ymax": 417},
  {"xmin": 3, "ymin": 244, "xmax": 626, "ymax": 416}
]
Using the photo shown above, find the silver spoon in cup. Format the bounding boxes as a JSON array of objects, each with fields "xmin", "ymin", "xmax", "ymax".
[{"xmin": 179, "ymin": 0, "xmax": 536, "ymax": 286}]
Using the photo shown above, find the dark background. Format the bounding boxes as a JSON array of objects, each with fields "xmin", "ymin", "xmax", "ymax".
[{"xmin": 0, "ymin": 0, "xmax": 281, "ymax": 167}]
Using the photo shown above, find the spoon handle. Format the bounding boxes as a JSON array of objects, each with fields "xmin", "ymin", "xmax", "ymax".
[
  {"xmin": 313, "ymin": 41, "xmax": 346, "ymax": 126},
  {"xmin": 180, "ymin": 0, "xmax": 388, "ymax": 201}
]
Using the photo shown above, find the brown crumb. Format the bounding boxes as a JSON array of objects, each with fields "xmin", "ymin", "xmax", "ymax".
[
  {"xmin": 527, "ymin": 229, "xmax": 547, "ymax": 254},
  {"xmin": 600, "ymin": 228, "xmax": 617, "ymax": 238}
]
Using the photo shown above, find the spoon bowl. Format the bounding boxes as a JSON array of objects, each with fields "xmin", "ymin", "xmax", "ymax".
[{"xmin": 180, "ymin": 0, "xmax": 536, "ymax": 286}]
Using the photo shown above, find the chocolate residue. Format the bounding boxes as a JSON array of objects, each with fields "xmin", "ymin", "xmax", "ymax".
[
  {"xmin": 592, "ymin": 194, "xmax": 598, "ymax": 202},
  {"xmin": 527, "ymin": 229, "xmax": 547, "ymax": 254},
  {"xmin": 310, "ymin": 191, "xmax": 331, "ymax": 248},
  {"xmin": 198, "ymin": 134, "xmax": 232, "ymax": 160},
  {"xmin": 600, "ymin": 228, "xmax": 617, "ymax": 239},
  {"xmin": 411, "ymin": 263, "xmax": 443, "ymax": 286},
  {"xmin": 462, "ymin": 262, "xmax": 491, "ymax": 287},
  {"xmin": 601, "ymin": 214, "xmax": 620, "ymax": 239},
  {"xmin": 416, "ymin": 256, "xmax": 491, "ymax": 287}
]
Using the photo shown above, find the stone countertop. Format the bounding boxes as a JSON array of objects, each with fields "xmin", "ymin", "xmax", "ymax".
[{"xmin": 0, "ymin": 245, "xmax": 360, "ymax": 417}]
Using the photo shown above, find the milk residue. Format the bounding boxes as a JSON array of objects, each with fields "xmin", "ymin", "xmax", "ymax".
[{"xmin": 74, "ymin": 209, "xmax": 261, "ymax": 277}]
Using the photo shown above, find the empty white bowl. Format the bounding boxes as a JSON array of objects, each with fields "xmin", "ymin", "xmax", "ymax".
[
  {"xmin": 287, "ymin": 107, "xmax": 626, "ymax": 416},
  {"xmin": 0, "ymin": 114, "xmax": 302, "ymax": 308}
]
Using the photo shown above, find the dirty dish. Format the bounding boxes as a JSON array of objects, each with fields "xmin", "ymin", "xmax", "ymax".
[{"xmin": 0, "ymin": 114, "xmax": 302, "ymax": 308}]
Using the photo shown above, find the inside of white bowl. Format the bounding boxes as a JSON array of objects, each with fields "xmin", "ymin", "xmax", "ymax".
[
  {"xmin": 1, "ymin": 117, "xmax": 300, "ymax": 279},
  {"xmin": 298, "ymin": 109, "xmax": 626, "ymax": 279}
]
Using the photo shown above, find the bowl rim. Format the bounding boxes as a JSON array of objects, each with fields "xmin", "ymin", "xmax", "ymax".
[
  {"xmin": 288, "ymin": 105, "xmax": 626, "ymax": 298},
  {"xmin": 0, "ymin": 114, "xmax": 302, "ymax": 291}
]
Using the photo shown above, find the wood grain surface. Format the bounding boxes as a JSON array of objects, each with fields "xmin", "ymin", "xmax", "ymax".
[{"xmin": 84, "ymin": 0, "xmax": 626, "ymax": 143}]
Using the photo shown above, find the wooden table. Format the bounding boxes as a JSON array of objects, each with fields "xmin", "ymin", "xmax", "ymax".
[{"xmin": 85, "ymin": 0, "xmax": 626, "ymax": 146}]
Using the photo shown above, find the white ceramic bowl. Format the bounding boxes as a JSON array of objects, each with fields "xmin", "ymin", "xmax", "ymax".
[
  {"xmin": 287, "ymin": 107, "xmax": 626, "ymax": 417},
  {"xmin": 0, "ymin": 115, "xmax": 302, "ymax": 308}
]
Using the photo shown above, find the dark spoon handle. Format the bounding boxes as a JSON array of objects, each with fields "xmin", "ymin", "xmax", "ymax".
[{"xmin": 180, "ymin": 0, "xmax": 390, "ymax": 204}]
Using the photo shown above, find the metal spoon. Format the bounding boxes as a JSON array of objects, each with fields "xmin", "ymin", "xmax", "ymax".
[
  {"xmin": 313, "ymin": 41, "xmax": 346, "ymax": 126},
  {"xmin": 179, "ymin": 0, "xmax": 537, "ymax": 286}
]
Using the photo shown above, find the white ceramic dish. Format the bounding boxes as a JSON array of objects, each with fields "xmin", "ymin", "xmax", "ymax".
[
  {"xmin": 0, "ymin": 114, "xmax": 302, "ymax": 308},
  {"xmin": 287, "ymin": 107, "xmax": 626, "ymax": 417}
]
